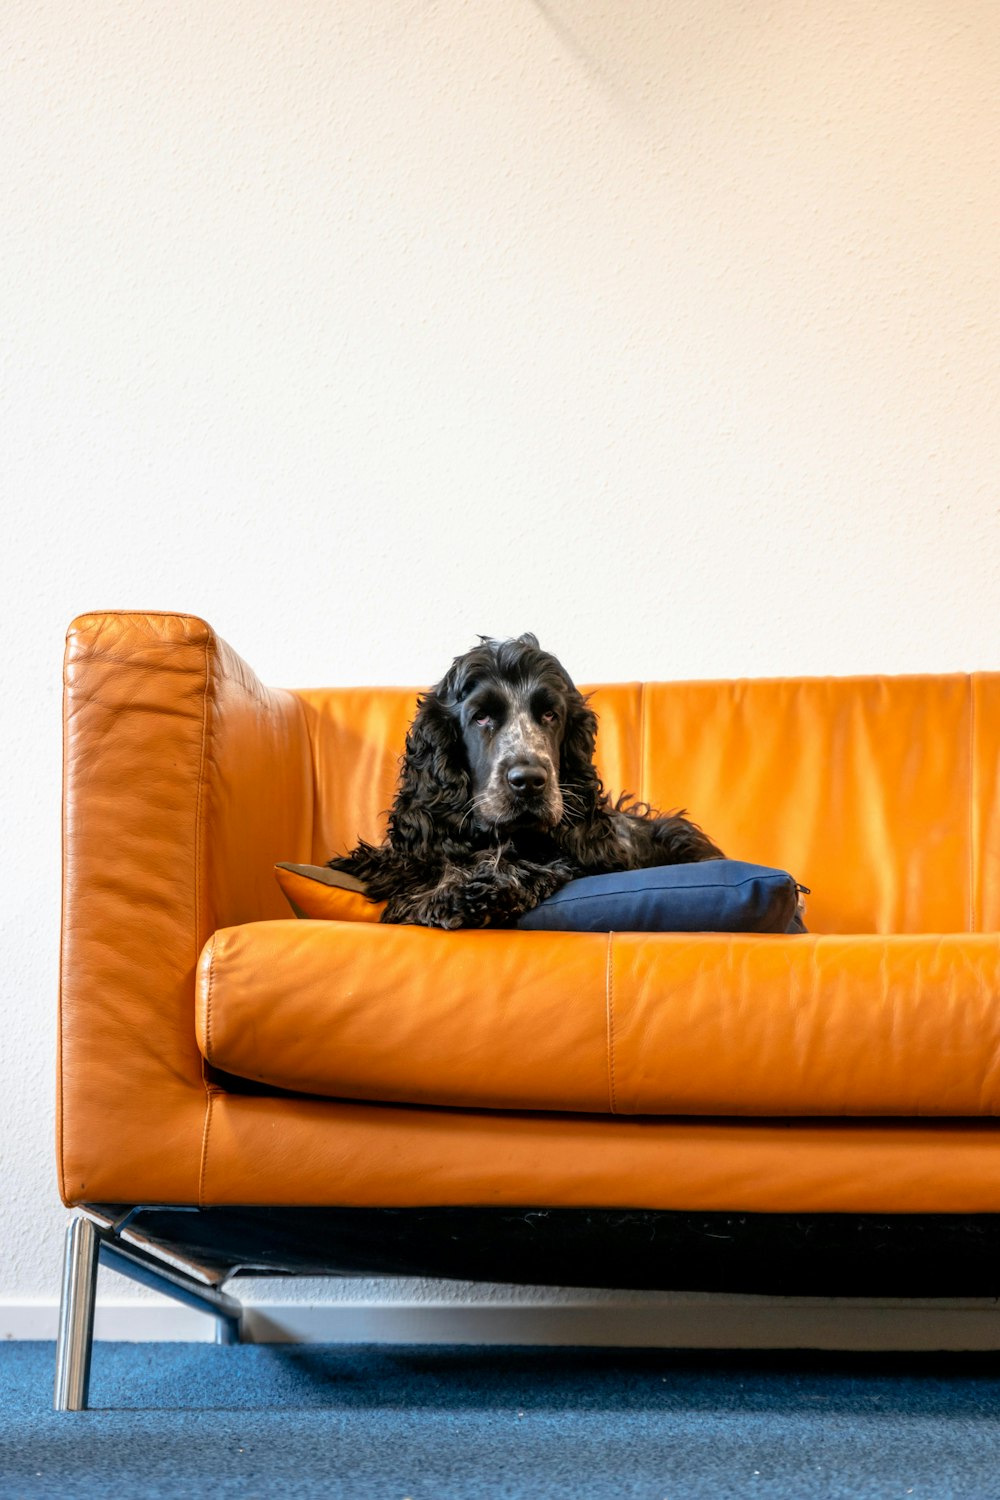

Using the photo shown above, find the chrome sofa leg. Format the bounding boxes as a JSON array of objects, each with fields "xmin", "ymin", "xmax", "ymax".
[
  {"xmin": 215, "ymin": 1312, "xmax": 241, "ymax": 1344},
  {"xmin": 54, "ymin": 1214, "xmax": 100, "ymax": 1412}
]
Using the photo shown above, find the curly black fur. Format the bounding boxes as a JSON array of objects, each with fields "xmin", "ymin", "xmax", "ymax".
[{"xmin": 328, "ymin": 633, "xmax": 723, "ymax": 928}]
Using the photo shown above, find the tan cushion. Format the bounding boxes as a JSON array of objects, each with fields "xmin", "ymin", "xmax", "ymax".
[
  {"xmin": 275, "ymin": 862, "xmax": 386, "ymax": 923},
  {"xmin": 197, "ymin": 920, "xmax": 1000, "ymax": 1117}
]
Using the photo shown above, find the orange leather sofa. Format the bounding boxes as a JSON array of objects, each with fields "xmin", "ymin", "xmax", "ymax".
[{"xmin": 56, "ymin": 610, "xmax": 1000, "ymax": 1408}]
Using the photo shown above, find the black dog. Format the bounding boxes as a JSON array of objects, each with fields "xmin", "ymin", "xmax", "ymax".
[{"xmin": 329, "ymin": 633, "xmax": 723, "ymax": 928}]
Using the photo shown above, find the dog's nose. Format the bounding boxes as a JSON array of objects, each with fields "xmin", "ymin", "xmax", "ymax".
[{"xmin": 507, "ymin": 762, "xmax": 548, "ymax": 795}]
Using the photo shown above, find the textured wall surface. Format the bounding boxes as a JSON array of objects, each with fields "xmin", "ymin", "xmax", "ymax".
[{"xmin": 1, "ymin": 0, "xmax": 998, "ymax": 1325}]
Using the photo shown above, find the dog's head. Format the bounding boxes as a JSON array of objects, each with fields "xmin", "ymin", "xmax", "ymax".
[{"xmin": 390, "ymin": 634, "xmax": 602, "ymax": 850}]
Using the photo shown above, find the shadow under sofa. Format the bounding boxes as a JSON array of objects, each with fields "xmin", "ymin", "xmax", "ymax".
[{"xmin": 55, "ymin": 611, "xmax": 1000, "ymax": 1409}]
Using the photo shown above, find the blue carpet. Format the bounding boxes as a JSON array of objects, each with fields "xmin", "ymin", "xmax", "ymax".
[{"xmin": 4, "ymin": 1342, "xmax": 1000, "ymax": 1498}]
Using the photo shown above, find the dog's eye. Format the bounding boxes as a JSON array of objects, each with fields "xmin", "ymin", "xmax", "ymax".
[
  {"xmin": 540, "ymin": 710, "xmax": 558, "ymax": 724},
  {"xmin": 475, "ymin": 715, "xmax": 493, "ymax": 729}
]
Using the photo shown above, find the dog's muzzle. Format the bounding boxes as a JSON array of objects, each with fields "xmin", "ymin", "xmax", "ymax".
[{"xmin": 477, "ymin": 760, "xmax": 563, "ymax": 831}]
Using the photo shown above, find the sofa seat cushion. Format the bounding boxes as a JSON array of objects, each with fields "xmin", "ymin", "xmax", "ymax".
[{"xmin": 196, "ymin": 921, "xmax": 1000, "ymax": 1117}]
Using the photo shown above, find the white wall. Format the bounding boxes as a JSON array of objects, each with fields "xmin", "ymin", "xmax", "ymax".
[{"xmin": 2, "ymin": 0, "xmax": 998, "ymax": 1342}]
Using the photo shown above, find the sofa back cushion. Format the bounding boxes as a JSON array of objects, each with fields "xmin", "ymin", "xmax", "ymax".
[{"xmin": 293, "ymin": 674, "xmax": 1000, "ymax": 934}]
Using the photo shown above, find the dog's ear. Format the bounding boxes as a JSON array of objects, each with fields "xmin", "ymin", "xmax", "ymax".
[
  {"xmin": 558, "ymin": 690, "xmax": 644, "ymax": 868},
  {"xmin": 387, "ymin": 689, "xmax": 471, "ymax": 856},
  {"xmin": 559, "ymin": 690, "xmax": 604, "ymax": 809}
]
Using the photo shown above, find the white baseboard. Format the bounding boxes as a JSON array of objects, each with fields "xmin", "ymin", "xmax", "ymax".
[
  {"xmin": 6, "ymin": 1294, "xmax": 1000, "ymax": 1350},
  {"xmin": 4, "ymin": 1300, "xmax": 213, "ymax": 1342}
]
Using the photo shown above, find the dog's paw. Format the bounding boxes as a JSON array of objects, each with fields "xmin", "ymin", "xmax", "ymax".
[{"xmin": 402, "ymin": 875, "xmax": 488, "ymax": 930}]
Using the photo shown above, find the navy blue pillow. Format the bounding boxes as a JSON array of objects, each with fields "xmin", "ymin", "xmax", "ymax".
[{"xmin": 516, "ymin": 860, "xmax": 806, "ymax": 934}]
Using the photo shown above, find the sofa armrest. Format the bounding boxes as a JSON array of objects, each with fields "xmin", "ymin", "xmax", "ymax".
[{"xmin": 59, "ymin": 611, "xmax": 314, "ymax": 1204}]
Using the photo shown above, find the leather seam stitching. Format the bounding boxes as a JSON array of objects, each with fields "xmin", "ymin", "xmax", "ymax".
[
  {"xmin": 290, "ymin": 690, "xmax": 321, "ymax": 863},
  {"xmin": 638, "ymin": 681, "xmax": 647, "ymax": 805},
  {"xmin": 605, "ymin": 931, "xmax": 618, "ymax": 1113},
  {"xmin": 197, "ymin": 942, "xmax": 218, "ymax": 1207},
  {"xmin": 195, "ymin": 636, "xmax": 213, "ymax": 1201},
  {"xmin": 197, "ymin": 1087, "xmax": 214, "ymax": 1210},
  {"xmin": 203, "ymin": 940, "xmax": 215, "ymax": 1068},
  {"xmin": 194, "ymin": 637, "xmax": 212, "ymax": 960},
  {"xmin": 57, "ymin": 639, "xmax": 71, "ymax": 1201}
]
